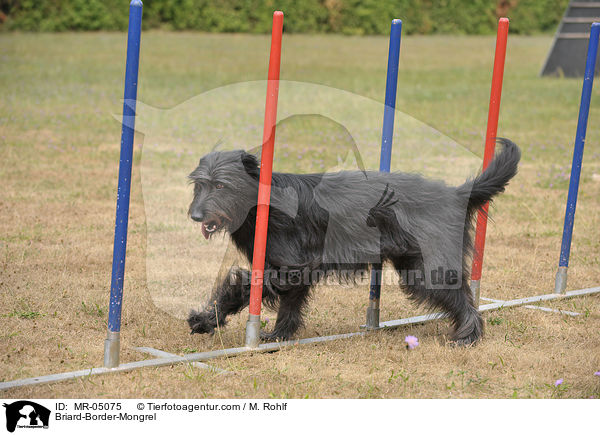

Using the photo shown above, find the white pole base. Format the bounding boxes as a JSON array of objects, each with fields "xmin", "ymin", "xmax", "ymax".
[
  {"xmin": 471, "ymin": 279, "xmax": 481, "ymax": 310},
  {"xmin": 555, "ymin": 266, "xmax": 568, "ymax": 294},
  {"xmin": 245, "ymin": 314, "xmax": 261, "ymax": 349},
  {"xmin": 103, "ymin": 331, "xmax": 120, "ymax": 368},
  {"xmin": 365, "ymin": 299, "xmax": 380, "ymax": 330}
]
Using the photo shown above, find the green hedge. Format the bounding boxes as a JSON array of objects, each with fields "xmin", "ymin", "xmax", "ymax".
[{"xmin": 0, "ymin": 0, "xmax": 569, "ymax": 34}]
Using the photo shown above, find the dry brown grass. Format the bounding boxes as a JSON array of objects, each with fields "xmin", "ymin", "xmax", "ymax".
[{"xmin": 1, "ymin": 32, "xmax": 599, "ymax": 399}]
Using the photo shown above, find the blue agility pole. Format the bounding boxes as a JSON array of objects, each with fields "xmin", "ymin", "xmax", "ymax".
[
  {"xmin": 104, "ymin": 0, "xmax": 143, "ymax": 368},
  {"xmin": 555, "ymin": 22, "xmax": 600, "ymax": 294},
  {"xmin": 366, "ymin": 19, "xmax": 402, "ymax": 329}
]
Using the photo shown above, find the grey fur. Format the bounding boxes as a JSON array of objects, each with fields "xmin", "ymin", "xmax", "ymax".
[{"xmin": 187, "ymin": 138, "xmax": 521, "ymax": 345}]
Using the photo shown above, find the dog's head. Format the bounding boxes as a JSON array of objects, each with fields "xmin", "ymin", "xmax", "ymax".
[{"xmin": 188, "ymin": 150, "xmax": 259, "ymax": 238}]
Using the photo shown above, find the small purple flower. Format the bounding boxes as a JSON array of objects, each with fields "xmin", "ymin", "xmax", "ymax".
[
  {"xmin": 554, "ymin": 378, "xmax": 563, "ymax": 387},
  {"xmin": 594, "ymin": 371, "xmax": 600, "ymax": 377},
  {"xmin": 264, "ymin": 317, "xmax": 269, "ymax": 324},
  {"xmin": 404, "ymin": 335, "xmax": 419, "ymax": 350}
]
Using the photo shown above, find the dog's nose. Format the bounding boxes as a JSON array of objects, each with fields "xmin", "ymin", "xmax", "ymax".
[{"xmin": 191, "ymin": 211, "xmax": 204, "ymax": 222}]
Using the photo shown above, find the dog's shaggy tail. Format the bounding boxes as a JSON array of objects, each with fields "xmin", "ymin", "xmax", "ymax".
[{"xmin": 458, "ymin": 137, "xmax": 521, "ymax": 213}]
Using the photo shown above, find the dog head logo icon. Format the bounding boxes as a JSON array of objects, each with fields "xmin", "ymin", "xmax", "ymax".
[{"xmin": 3, "ymin": 401, "xmax": 50, "ymax": 432}]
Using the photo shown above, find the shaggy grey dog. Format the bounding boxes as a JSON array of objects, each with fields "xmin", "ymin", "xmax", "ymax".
[{"xmin": 187, "ymin": 138, "xmax": 520, "ymax": 345}]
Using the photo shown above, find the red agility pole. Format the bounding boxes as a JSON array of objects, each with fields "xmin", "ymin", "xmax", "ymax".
[
  {"xmin": 470, "ymin": 18, "xmax": 509, "ymax": 307},
  {"xmin": 245, "ymin": 11, "xmax": 284, "ymax": 348}
]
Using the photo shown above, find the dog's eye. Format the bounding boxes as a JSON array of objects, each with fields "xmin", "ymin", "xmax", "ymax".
[{"xmin": 215, "ymin": 183, "xmax": 224, "ymax": 189}]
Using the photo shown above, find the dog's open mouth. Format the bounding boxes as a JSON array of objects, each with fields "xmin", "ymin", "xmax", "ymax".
[{"xmin": 199, "ymin": 216, "xmax": 226, "ymax": 240}]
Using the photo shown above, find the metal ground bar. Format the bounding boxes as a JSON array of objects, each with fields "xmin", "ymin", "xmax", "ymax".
[
  {"xmin": 1, "ymin": 286, "xmax": 598, "ymax": 392},
  {"xmin": 0, "ymin": 331, "xmax": 366, "ymax": 391},
  {"xmin": 479, "ymin": 297, "xmax": 581, "ymax": 317},
  {"xmin": 133, "ymin": 346, "xmax": 230, "ymax": 374}
]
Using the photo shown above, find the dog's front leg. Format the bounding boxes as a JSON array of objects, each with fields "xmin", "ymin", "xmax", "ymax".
[
  {"xmin": 188, "ymin": 267, "xmax": 253, "ymax": 334},
  {"xmin": 188, "ymin": 267, "xmax": 280, "ymax": 335}
]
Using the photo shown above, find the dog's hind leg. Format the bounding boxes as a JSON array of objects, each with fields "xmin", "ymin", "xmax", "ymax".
[
  {"xmin": 393, "ymin": 256, "xmax": 483, "ymax": 346},
  {"xmin": 188, "ymin": 267, "xmax": 277, "ymax": 335},
  {"xmin": 260, "ymin": 285, "xmax": 311, "ymax": 341}
]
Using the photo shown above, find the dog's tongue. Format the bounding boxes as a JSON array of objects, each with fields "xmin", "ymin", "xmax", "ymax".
[{"xmin": 201, "ymin": 224, "xmax": 209, "ymax": 240}]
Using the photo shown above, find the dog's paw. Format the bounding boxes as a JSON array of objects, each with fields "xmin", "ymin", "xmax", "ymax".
[
  {"xmin": 260, "ymin": 330, "xmax": 291, "ymax": 342},
  {"xmin": 449, "ymin": 335, "xmax": 479, "ymax": 347},
  {"xmin": 187, "ymin": 310, "xmax": 217, "ymax": 335},
  {"xmin": 449, "ymin": 311, "xmax": 484, "ymax": 347}
]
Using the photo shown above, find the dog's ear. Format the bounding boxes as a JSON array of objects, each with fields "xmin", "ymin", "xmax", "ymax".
[{"xmin": 241, "ymin": 151, "xmax": 260, "ymax": 180}]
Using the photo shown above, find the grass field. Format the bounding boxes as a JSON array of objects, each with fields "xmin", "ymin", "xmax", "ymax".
[{"xmin": 1, "ymin": 31, "xmax": 599, "ymax": 399}]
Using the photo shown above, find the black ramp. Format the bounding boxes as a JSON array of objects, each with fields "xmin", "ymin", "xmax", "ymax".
[{"xmin": 541, "ymin": 0, "xmax": 600, "ymax": 77}]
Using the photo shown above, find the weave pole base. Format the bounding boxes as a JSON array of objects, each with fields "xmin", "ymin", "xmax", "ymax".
[
  {"xmin": 103, "ymin": 331, "xmax": 120, "ymax": 369},
  {"xmin": 365, "ymin": 299, "xmax": 381, "ymax": 330},
  {"xmin": 471, "ymin": 280, "xmax": 481, "ymax": 310},
  {"xmin": 245, "ymin": 314, "xmax": 261, "ymax": 349},
  {"xmin": 555, "ymin": 266, "xmax": 568, "ymax": 294}
]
